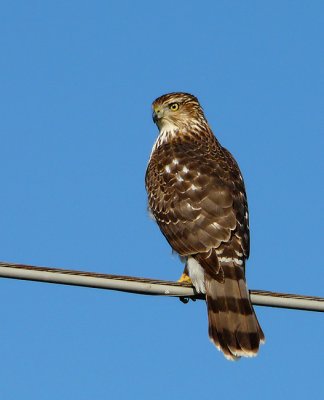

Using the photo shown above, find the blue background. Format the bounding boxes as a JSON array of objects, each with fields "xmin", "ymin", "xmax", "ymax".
[{"xmin": 0, "ymin": 1, "xmax": 323, "ymax": 399}]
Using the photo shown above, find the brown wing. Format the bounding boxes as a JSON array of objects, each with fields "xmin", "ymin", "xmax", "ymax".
[{"xmin": 146, "ymin": 135, "xmax": 249, "ymax": 278}]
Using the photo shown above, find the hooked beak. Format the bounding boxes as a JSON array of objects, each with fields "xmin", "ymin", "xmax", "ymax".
[{"xmin": 152, "ymin": 107, "xmax": 164, "ymax": 124}]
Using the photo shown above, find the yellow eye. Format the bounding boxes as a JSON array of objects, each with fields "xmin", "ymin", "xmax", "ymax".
[{"xmin": 169, "ymin": 102, "xmax": 179, "ymax": 111}]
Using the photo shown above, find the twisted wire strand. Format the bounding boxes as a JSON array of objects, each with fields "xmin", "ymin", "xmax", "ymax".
[{"xmin": 0, "ymin": 261, "xmax": 323, "ymax": 312}]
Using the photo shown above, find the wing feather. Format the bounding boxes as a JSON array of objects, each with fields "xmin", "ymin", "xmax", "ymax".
[{"xmin": 146, "ymin": 138, "xmax": 249, "ymax": 261}]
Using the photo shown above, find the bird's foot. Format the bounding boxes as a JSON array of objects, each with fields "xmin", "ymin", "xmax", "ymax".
[
  {"xmin": 178, "ymin": 273, "xmax": 196, "ymax": 304},
  {"xmin": 178, "ymin": 272, "xmax": 192, "ymax": 285}
]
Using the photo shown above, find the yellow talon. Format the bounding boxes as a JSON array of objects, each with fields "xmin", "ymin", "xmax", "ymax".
[{"xmin": 178, "ymin": 272, "xmax": 192, "ymax": 284}]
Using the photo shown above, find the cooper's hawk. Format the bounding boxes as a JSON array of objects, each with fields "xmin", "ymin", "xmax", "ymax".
[{"xmin": 145, "ymin": 92, "xmax": 264, "ymax": 360}]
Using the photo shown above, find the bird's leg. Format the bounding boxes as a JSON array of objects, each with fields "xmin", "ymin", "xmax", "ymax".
[
  {"xmin": 178, "ymin": 272, "xmax": 192, "ymax": 284},
  {"xmin": 178, "ymin": 264, "xmax": 197, "ymax": 303},
  {"xmin": 177, "ymin": 265, "xmax": 192, "ymax": 284}
]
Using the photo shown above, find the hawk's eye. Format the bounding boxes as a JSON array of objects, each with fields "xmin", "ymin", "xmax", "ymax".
[{"xmin": 169, "ymin": 102, "xmax": 179, "ymax": 111}]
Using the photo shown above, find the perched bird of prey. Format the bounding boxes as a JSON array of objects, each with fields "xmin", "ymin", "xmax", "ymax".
[{"xmin": 145, "ymin": 92, "xmax": 265, "ymax": 360}]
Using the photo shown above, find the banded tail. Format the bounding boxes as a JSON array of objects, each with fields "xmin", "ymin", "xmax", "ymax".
[{"xmin": 205, "ymin": 261, "xmax": 265, "ymax": 360}]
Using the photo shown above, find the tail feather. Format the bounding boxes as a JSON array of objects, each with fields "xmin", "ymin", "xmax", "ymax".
[
  {"xmin": 216, "ymin": 272, "xmax": 241, "ymax": 356},
  {"xmin": 205, "ymin": 262, "xmax": 264, "ymax": 360}
]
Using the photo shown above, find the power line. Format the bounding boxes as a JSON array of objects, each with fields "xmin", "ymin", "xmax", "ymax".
[{"xmin": 0, "ymin": 261, "xmax": 323, "ymax": 312}]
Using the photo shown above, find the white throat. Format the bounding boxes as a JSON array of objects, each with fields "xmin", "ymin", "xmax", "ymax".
[{"xmin": 151, "ymin": 120, "xmax": 179, "ymax": 153}]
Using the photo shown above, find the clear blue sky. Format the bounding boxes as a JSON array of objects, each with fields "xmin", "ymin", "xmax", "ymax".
[{"xmin": 0, "ymin": 1, "xmax": 323, "ymax": 399}]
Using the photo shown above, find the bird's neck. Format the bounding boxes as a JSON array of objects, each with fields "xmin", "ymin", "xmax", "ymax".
[
  {"xmin": 152, "ymin": 123, "xmax": 180, "ymax": 152},
  {"xmin": 154, "ymin": 118, "xmax": 214, "ymax": 150}
]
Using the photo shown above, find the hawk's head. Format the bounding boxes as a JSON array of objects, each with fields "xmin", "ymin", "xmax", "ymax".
[{"xmin": 152, "ymin": 92, "xmax": 206, "ymax": 132}]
